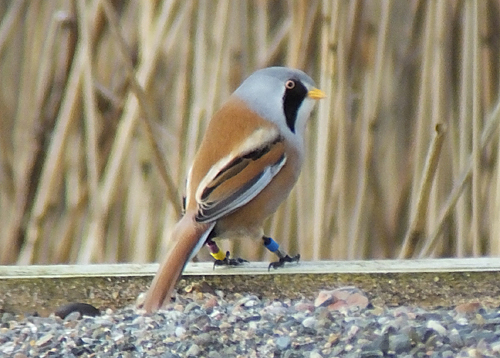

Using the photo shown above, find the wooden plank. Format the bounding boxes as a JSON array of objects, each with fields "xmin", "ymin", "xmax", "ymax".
[
  {"xmin": 1, "ymin": 257, "xmax": 499, "ymax": 279},
  {"xmin": 2, "ymin": 258, "xmax": 500, "ymax": 315}
]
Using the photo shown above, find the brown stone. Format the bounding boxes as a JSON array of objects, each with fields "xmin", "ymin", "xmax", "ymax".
[{"xmin": 314, "ymin": 286, "xmax": 369, "ymax": 311}]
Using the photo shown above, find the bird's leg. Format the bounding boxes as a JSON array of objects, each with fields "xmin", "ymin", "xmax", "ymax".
[
  {"xmin": 263, "ymin": 236, "xmax": 300, "ymax": 271},
  {"xmin": 206, "ymin": 239, "xmax": 248, "ymax": 269}
]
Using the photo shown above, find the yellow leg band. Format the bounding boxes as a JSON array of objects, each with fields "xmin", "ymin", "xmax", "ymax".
[{"xmin": 211, "ymin": 249, "xmax": 226, "ymax": 261}]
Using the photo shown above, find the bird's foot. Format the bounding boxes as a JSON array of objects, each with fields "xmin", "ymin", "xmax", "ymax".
[
  {"xmin": 213, "ymin": 251, "xmax": 248, "ymax": 269},
  {"xmin": 268, "ymin": 254, "xmax": 300, "ymax": 271}
]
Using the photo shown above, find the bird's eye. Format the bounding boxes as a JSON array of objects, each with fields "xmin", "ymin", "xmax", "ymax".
[{"xmin": 285, "ymin": 80, "xmax": 296, "ymax": 89}]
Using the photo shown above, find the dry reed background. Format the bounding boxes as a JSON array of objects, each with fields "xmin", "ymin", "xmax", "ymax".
[{"xmin": 1, "ymin": 0, "xmax": 500, "ymax": 265}]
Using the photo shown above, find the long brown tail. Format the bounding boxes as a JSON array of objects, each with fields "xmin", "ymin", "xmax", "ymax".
[{"xmin": 142, "ymin": 212, "xmax": 213, "ymax": 312}]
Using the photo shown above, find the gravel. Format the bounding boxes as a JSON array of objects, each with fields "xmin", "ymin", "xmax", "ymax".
[{"xmin": 1, "ymin": 287, "xmax": 500, "ymax": 357}]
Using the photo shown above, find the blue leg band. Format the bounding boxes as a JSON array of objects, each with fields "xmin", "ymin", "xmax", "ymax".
[{"xmin": 264, "ymin": 237, "xmax": 279, "ymax": 252}]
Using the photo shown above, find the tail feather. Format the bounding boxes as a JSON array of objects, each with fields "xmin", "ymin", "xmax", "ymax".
[{"xmin": 142, "ymin": 212, "xmax": 213, "ymax": 312}]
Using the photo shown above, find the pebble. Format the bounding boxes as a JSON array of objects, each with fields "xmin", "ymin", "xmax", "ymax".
[
  {"xmin": 195, "ymin": 332, "xmax": 211, "ymax": 346},
  {"xmin": 35, "ymin": 333, "xmax": 53, "ymax": 347},
  {"xmin": 449, "ymin": 328, "xmax": 464, "ymax": 347},
  {"xmin": 314, "ymin": 286, "xmax": 370, "ymax": 311},
  {"xmin": 427, "ymin": 320, "xmax": 447, "ymax": 335},
  {"xmin": 389, "ymin": 333, "xmax": 412, "ymax": 353},
  {"xmin": 1, "ymin": 288, "xmax": 500, "ymax": 357},
  {"xmin": 63, "ymin": 311, "xmax": 81, "ymax": 321},
  {"xmin": 54, "ymin": 302, "xmax": 100, "ymax": 319},
  {"xmin": 174, "ymin": 325, "xmax": 186, "ymax": 337},
  {"xmin": 208, "ymin": 351, "xmax": 222, "ymax": 358},
  {"xmin": 302, "ymin": 316, "xmax": 317, "ymax": 328},
  {"xmin": 186, "ymin": 343, "xmax": 200, "ymax": 356},
  {"xmin": 455, "ymin": 302, "xmax": 483, "ymax": 315},
  {"xmin": 276, "ymin": 336, "xmax": 292, "ymax": 350}
]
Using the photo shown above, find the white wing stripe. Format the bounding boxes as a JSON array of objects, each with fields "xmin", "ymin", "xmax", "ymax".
[{"xmin": 195, "ymin": 154, "xmax": 286, "ymax": 223}]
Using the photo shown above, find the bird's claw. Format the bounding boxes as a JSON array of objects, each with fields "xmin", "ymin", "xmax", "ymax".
[
  {"xmin": 213, "ymin": 251, "xmax": 248, "ymax": 270},
  {"xmin": 268, "ymin": 254, "xmax": 300, "ymax": 271}
]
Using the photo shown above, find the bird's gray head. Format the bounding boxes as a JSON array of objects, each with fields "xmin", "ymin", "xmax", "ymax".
[{"xmin": 233, "ymin": 67, "xmax": 323, "ymax": 138}]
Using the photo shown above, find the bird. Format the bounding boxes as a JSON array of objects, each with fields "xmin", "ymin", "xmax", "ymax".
[{"xmin": 142, "ymin": 66, "xmax": 325, "ymax": 312}]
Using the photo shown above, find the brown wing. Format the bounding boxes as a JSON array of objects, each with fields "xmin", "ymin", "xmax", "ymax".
[
  {"xmin": 185, "ymin": 96, "xmax": 288, "ymax": 223},
  {"xmin": 194, "ymin": 135, "xmax": 286, "ymax": 223}
]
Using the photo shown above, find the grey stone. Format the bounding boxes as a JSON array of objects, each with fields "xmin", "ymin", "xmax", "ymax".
[
  {"xmin": 186, "ymin": 344, "xmax": 200, "ymax": 357},
  {"xmin": 276, "ymin": 336, "xmax": 292, "ymax": 350},
  {"xmin": 389, "ymin": 333, "xmax": 412, "ymax": 354}
]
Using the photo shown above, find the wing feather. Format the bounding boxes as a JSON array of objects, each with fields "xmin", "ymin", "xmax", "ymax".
[{"xmin": 194, "ymin": 134, "xmax": 286, "ymax": 223}]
